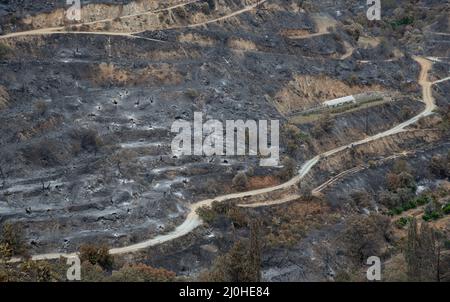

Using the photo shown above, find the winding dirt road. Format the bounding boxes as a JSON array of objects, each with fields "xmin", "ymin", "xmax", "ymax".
[
  {"xmin": 8, "ymin": 56, "xmax": 441, "ymax": 263},
  {"xmin": 0, "ymin": 0, "xmax": 265, "ymax": 42},
  {"xmin": 0, "ymin": 1, "xmax": 200, "ymax": 41},
  {"xmin": 238, "ymin": 57, "xmax": 438, "ymax": 209},
  {"xmin": 175, "ymin": 0, "xmax": 267, "ymax": 29},
  {"xmin": 1, "ymin": 0, "xmax": 444, "ymax": 263}
]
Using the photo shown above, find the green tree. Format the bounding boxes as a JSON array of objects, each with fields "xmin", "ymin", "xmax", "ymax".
[
  {"xmin": 278, "ymin": 157, "xmax": 297, "ymax": 181},
  {"xmin": 79, "ymin": 244, "xmax": 114, "ymax": 271},
  {"xmin": 248, "ymin": 220, "xmax": 262, "ymax": 282},
  {"xmin": 202, "ymin": 220, "xmax": 262, "ymax": 282},
  {"xmin": 342, "ymin": 214, "xmax": 390, "ymax": 263},
  {"xmin": 232, "ymin": 172, "xmax": 249, "ymax": 190},
  {"xmin": 405, "ymin": 219, "xmax": 438, "ymax": 281},
  {"xmin": 0, "ymin": 222, "xmax": 28, "ymax": 259},
  {"xmin": 20, "ymin": 260, "xmax": 54, "ymax": 282},
  {"xmin": 80, "ymin": 261, "xmax": 107, "ymax": 282}
]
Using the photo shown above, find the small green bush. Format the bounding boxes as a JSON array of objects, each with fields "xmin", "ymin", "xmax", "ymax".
[
  {"xmin": 391, "ymin": 16, "xmax": 414, "ymax": 28},
  {"xmin": 402, "ymin": 200, "xmax": 417, "ymax": 211},
  {"xmin": 0, "ymin": 223, "xmax": 29, "ymax": 259},
  {"xmin": 443, "ymin": 203, "xmax": 450, "ymax": 215},
  {"xmin": 395, "ymin": 216, "xmax": 412, "ymax": 228},
  {"xmin": 390, "ymin": 194, "xmax": 435, "ymax": 216},
  {"xmin": 232, "ymin": 172, "xmax": 249, "ymax": 190},
  {"xmin": 196, "ymin": 205, "xmax": 217, "ymax": 225},
  {"xmin": 422, "ymin": 211, "xmax": 442, "ymax": 222},
  {"xmin": 79, "ymin": 244, "xmax": 114, "ymax": 271},
  {"xmin": 388, "ymin": 206, "xmax": 403, "ymax": 216},
  {"xmin": 415, "ymin": 195, "xmax": 433, "ymax": 206},
  {"xmin": 393, "ymin": 207, "xmax": 403, "ymax": 215},
  {"xmin": 0, "ymin": 43, "xmax": 11, "ymax": 59}
]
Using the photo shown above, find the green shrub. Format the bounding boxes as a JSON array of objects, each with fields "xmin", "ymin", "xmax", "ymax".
[
  {"xmin": 443, "ymin": 203, "xmax": 450, "ymax": 215},
  {"xmin": 196, "ymin": 205, "xmax": 218, "ymax": 225},
  {"xmin": 79, "ymin": 244, "xmax": 114, "ymax": 271},
  {"xmin": 277, "ymin": 157, "xmax": 297, "ymax": 182},
  {"xmin": 389, "ymin": 195, "xmax": 433, "ymax": 216},
  {"xmin": 0, "ymin": 223, "xmax": 29, "ymax": 259},
  {"xmin": 298, "ymin": 132, "xmax": 311, "ymax": 142},
  {"xmin": 402, "ymin": 200, "xmax": 417, "ymax": 211},
  {"xmin": 415, "ymin": 195, "xmax": 433, "ymax": 206},
  {"xmin": 19, "ymin": 260, "xmax": 53, "ymax": 282},
  {"xmin": 396, "ymin": 216, "xmax": 412, "ymax": 228},
  {"xmin": 0, "ymin": 43, "xmax": 11, "ymax": 59},
  {"xmin": 232, "ymin": 172, "xmax": 249, "ymax": 190},
  {"xmin": 393, "ymin": 207, "xmax": 402, "ymax": 215},
  {"xmin": 391, "ymin": 16, "xmax": 414, "ymax": 29},
  {"xmin": 196, "ymin": 201, "xmax": 246, "ymax": 227},
  {"xmin": 391, "ymin": 207, "xmax": 403, "ymax": 215},
  {"xmin": 227, "ymin": 207, "xmax": 248, "ymax": 228},
  {"xmin": 211, "ymin": 200, "xmax": 231, "ymax": 215},
  {"xmin": 422, "ymin": 211, "xmax": 442, "ymax": 222}
]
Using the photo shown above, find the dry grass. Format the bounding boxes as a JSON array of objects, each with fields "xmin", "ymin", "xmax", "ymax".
[
  {"xmin": 274, "ymin": 75, "xmax": 385, "ymax": 114},
  {"xmin": 94, "ymin": 62, "xmax": 183, "ymax": 86},
  {"xmin": 264, "ymin": 199, "xmax": 338, "ymax": 247},
  {"xmin": 227, "ymin": 38, "xmax": 257, "ymax": 51},
  {"xmin": 178, "ymin": 33, "xmax": 215, "ymax": 47},
  {"xmin": 247, "ymin": 175, "xmax": 280, "ymax": 190},
  {"xmin": 18, "ymin": 116, "xmax": 64, "ymax": 140},
  {"xmin": 20, "ymin": 0, "xmax": 183, "ymax": 29},
  {"xmin": 97, "ymin": 63, "xmax": 129, "ymax": 85},
  {"xmin": 316, "ymin": 131, "xmax": 442, "ymax": 173},
  {"xmin": 357, "ymin": 36, "xmax": 381, "ymax": 48},
  {"xmin": 289, "ymin": 99, "xmax": 390, "ymax": 124},
  {"xmin": 279, "ymin": 28, "xmax": 311, "ymax": 38}
]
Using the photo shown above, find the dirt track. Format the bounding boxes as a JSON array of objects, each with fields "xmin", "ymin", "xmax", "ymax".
[
  {"xmin": 0, "ymin": 1, "xmax": 199, "ymax": 40},
  {"xmin": 8, "ymin": 56, "xmax": 440, "ymax": 262},
  {"xmin": 1, "ymin": 0, "xmax": 444, "ymax": 262},
  {"xmin": 0, "ymin": 0, "xmax": 265, "ymax": 41}
]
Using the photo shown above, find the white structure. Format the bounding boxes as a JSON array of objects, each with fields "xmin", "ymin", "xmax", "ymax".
[{"xmin": 323, "ymin": 95, "xmax": 356, "ymax": 108}]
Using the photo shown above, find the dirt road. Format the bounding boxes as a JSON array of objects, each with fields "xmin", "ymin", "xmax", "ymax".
[
  {"xmin": 0, "ymin": 1, "xmax": 199, "ymax": 40},
  {"xmin": 177, "ymin": 0, "xmax": 267, "ymax": 29},
  {"xmin": 0, "ymin": 0, "xmax": 441, "ymax": 260},
  {"xmin": 8, "ymin": 56, "xmax": 440, "ymax": 262},
  {"xmin": 0, "ymin": 0, "xmax": 265, "ymax": 41},
  {"xmin": 237, "ymin": 57, "xmax": 437, "ymax": 208}
]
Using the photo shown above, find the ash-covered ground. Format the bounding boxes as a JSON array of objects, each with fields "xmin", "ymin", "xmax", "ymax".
[{"xmin": 0, "ymin": 0, "xmax": 449, "ymax": 281}]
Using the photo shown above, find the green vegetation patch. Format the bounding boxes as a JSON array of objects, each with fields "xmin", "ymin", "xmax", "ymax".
[
  {"xmin": 0, "ymin": 43, "xmax": 11, "ymax": 59},
  {"xmin": 395, "ymin": 216, "xmax": 413, "ymax": 228},
  {"xmin": 390, "ymin": 16, "xmax": 414, "ymax": 29},
  {"xmin": 442, "ymin": 203, "xmax": 450, "ymax": 215},
  {"xmin": 422, "ymin": 211, "xmax": 442, "ymax": 222}
]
